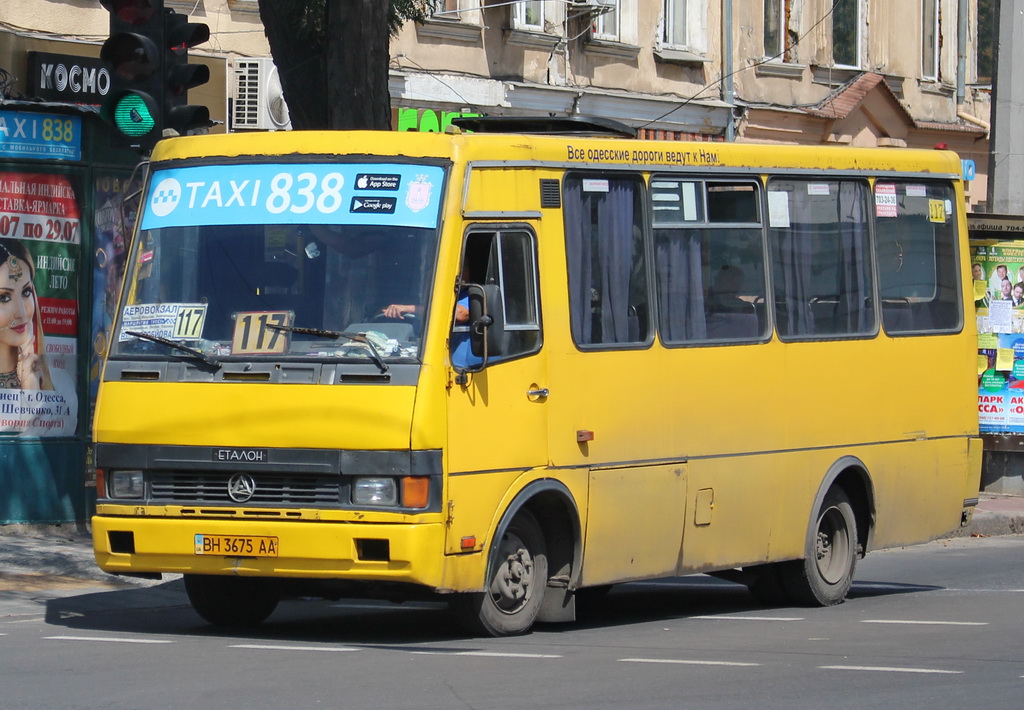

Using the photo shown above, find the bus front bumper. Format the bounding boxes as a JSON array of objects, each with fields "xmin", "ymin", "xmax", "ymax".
[{"xmin": 92, "ymin": 514, "xmax": 449, "ymax": 589}]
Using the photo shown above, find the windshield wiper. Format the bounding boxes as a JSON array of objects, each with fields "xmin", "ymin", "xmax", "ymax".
[
  {"xmin": 266, "ymin": 324, "xmax": 389, "ymax": 373},
  {"xmin": 124, "ymin": 330, "xmax": 221, "ymax": 369}
]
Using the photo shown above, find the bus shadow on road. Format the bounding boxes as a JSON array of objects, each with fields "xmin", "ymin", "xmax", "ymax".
[
  {"xmin": 564, "ymin": 575, "xmax": 945, "ymax": 632},
  {"xmin": 42, "ymin": 580, "xmax": 464, "ymax": 645},
  {"xmin": 40, "ymin": 574, "xmax": 945, "ymax": 643}
]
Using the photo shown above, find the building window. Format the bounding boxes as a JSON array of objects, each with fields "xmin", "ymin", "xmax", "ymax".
[
  {"xmin": 512, "ymin": 1, "xmax": 545, "ymax": 30},
  {"xmin": 832, "ymin": 0, "xmax": 861, "ymax": 68},
  {"xmin": 922, "ymin": 0, "xmax": 939, "ymax": 80},
  {"xmin": 663, "ymin": 0, "xmax": 707, "ymax": 53},
  {"xmin": 976, "ymin": 0, "xmax": 994, "ymax": 84},
  {"xmin": 430, "ymin": 0, "xmax": 460, "ymax": 18},
  {"xmin": 592, "ymin": 0, "xmax": 620, "ymax": 41},
  {"xmin": 763, "ymin": 0, "xmax": 792, "ymax": 60},
  {"xmin": 664, "ymin": 0, "xmax": 686, "ymax": 46}
]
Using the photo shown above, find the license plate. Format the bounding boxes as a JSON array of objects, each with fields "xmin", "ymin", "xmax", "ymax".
[{"xmin": 194, "ymin": 534, "xmax": 279, "ymax": 557}]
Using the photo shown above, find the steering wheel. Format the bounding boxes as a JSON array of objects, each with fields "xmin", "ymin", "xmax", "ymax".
[
  {"xmin": 371, "ymin": 312, "xmax": 417, "ymax": 323},
  {"xmin": 370, "ymin": 311, "xmax": 420, "ymax": 335}
]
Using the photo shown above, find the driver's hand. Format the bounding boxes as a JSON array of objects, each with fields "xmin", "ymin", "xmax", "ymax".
[{"xmin": 383, "ymin": 304, "xmax": 416, "ymax": 318}]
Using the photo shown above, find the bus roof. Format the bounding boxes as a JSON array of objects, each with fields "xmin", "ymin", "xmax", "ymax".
[{"xmin": 151, "ymin": 128, "xmax": 964, "ymax": 177}]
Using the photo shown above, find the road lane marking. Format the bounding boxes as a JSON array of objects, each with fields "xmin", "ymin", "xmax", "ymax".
[
  {"xmin": 44, "ymin": 635, "xmax": 173, "ymax": 644},
  {"xmin": 690, "ymin": 615, "xmax": 804, "ymax": 621},
  {"xmin": 231, "ymin": 644, "xmax": 358, "ymax": 652},
  {"xmin": 820, "ymin": 665, "xmax": 962, "ymax": 675},
  {"xmin": 620, "ymin": 658, "xmax": 760, "ymax": 667},
  {"xmin": 410, "ymin": 651, "xmax": 562, "ymax": 659},
  {"xmin": 861, "ymin": 619, "xmax": 988, "ymax": 626},
  {"xmin": 933, "ymin": 588, "xmax": 1024, "ymax": 594},
  {"xmin": 456, "ymin": 651, "xmax": 562, "ymax": 659}
]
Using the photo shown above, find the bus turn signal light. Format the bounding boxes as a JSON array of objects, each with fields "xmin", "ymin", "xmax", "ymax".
[{"xmin": 401, "ymin": 476, "xmax": 429, "ymax": 509}]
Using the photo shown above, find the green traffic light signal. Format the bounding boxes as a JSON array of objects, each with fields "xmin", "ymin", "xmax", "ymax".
[{"xmin": 111, "ymin": 93, "xmax": 157, "ymax": 137}]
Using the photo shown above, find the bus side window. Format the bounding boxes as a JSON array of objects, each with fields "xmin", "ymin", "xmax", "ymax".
[
  {"xmin": 563, "ymin": 174, "xmax": 650, "ymax": 347},
  {"xmin": 874, "ymin": 180, "xmax": 962, "ymax": 334},
  {"xmin": 452, "ymin": 228, "xmax": 541, "ymax": 368},
  {"xmin": 652, "ymin": 178, "xmax": 768, "ymax": 344},
  {"xmin": 768, "ymin": 179, "xmax": 876, "ymax": 339}
]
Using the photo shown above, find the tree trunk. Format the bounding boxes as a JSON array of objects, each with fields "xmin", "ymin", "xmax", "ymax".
[
  {"xmin": 327, "ymin": 0, "xmax": 392, "ymax": 130},
  {"xmin": 259, "ymin": 0, "xmax": 328, "ymax": 130}
]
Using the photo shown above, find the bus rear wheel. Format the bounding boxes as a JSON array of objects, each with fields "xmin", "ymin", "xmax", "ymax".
[
  {"xmin": 781, "ymin": 487, "xmax": 858, "ymax": 606},
  {"xmin": 184, "ymin": 574, "xmax": 280, "ymax": 628},
  {"xmin": 450, "ymin": 509, "xmax": 548, "ymax": 637}
]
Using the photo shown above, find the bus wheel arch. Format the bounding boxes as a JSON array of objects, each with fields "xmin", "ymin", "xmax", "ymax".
[
  {"xmin": 813, "ymin": 457, "xmax": 875, "ymax": 558},
  {"xmin": 783, "ymin": 458, "xmax": 875, "ymax": 606},
  {"xmin": 449, "ymin": 479, "xmax": 582, "ymax": 636}
]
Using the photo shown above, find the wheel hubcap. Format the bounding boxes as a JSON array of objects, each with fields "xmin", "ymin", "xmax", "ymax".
[
  {"xmin": 489, "ymin": 531, "xmax": 534, "ymax": 614},
  {"xmin": 815, "ymin": 506, "xmax": 850, "ymax": 585}
]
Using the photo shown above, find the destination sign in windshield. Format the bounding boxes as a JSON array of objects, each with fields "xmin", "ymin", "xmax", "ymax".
[{"xmin": 140, "ymin": 163, "xmax": 445, "ymax": 230}]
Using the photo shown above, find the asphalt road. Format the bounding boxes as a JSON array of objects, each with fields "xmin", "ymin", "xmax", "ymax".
[{"xmin": 1, "ymin": 535, "xmax": 1022, "ymax": 710}]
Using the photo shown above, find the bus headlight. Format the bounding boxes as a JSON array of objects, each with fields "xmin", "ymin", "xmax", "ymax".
[
  {"xmin": 353, "ymin": 477, "xmax": 397, "ymax": 506},
  {"xmin": 109, "ymin": 470, "xmax": 145, "ymax": 499}
]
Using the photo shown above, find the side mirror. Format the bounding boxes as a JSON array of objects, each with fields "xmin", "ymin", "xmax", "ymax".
[{"xmin": 467, "ymin": 283, "xmax": 505, "ymax": 366}]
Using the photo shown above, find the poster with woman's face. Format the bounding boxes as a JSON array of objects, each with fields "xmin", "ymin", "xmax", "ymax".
[{"xmin": 0, "ymin": 172, "xmax": 79, "ymax": 436}]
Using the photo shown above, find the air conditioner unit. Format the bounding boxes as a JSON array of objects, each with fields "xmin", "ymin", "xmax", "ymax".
[{"xmin": 231, "ymin": 58, "xmax": 292, "ymax": 131}]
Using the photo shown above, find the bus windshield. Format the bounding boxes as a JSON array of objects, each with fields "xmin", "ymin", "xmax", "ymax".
[{"xmin": 110, "ymin": 161, "xmax": 446, "ymax": 364}]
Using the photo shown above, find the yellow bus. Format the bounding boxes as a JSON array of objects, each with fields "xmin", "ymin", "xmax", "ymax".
[{"xmin": 92, "ymin": 118, "xmax": 981, "ymax": 636}]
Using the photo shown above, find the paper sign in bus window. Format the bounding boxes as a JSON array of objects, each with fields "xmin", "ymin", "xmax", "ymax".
[
  {"xmin": 231, "ymin": 311, "xmax": 293, "ymax": 355},
  {"xmin": 874, "ymin": 183, "xmax": 897, "ymax": 218},
  {"xmin": 767, "ymin": 191, "xmax": 790, "ymax": 228},
  {"xmin": 120, "ymin": 303, "xmax": 208, "ymax": 341}
]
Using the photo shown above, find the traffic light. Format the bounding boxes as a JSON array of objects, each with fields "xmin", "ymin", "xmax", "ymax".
[
  {"xmin": 99, "ymin": 0, "xmax": 209, "ymax": 153},
  {"xmin": 163, "ymin": 11, "xmax": 211, "ymax": 135},
  {"xmin": 100, "ymin": 0, "xmax": 164, "ymax": 151}
]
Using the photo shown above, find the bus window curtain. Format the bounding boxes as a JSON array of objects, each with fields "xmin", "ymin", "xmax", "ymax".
[
  {"xmin": 834, "ymin": 183, "xmax": 872, "ymax": 333},
  {"xmin": 656, "ymin": 228, "xmax": 706, "ymax": 341},
  {"xmin": 564, "ymin": 179, "xmax": 636, "ymax": 344},
  {"xmin": 773, "ymin": 223, "xmax": 814, "ymax": 337}
]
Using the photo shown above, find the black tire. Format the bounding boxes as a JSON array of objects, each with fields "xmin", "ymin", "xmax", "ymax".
[
  {"xmin": 781, "ymin": 487, "xmax": 858, "ymax": 606},
  {"xmin": 449, "ymin": 509, "xmax": 548, "ymax": 637},
  {"xmin": 184, "ymin": 574, "xmax": 280, "ymax": 628},
  {"xmin": 745, "ymin": 563, "xmax": 792, "ymax": 606}
]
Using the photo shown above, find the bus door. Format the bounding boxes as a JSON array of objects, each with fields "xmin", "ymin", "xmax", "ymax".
[
  {"xmin": 547, "ymin": 172, "xmax": 689, "ymax": 585},
  {"xmin": 444, "ymin": 226, "xmax": 547, "ymax": 554}
]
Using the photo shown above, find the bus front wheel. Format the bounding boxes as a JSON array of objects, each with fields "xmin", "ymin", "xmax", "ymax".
[
  {"xmin": 782, "ymin": 487, "xmax": 858, "ymax": 606},
  {"xmin": 184, "ymin": 574, "xmax": 280, "ymax": 627},
  {"xmin": 450, "ymin": 509, "xmax": 548, "ymax": 637}
]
